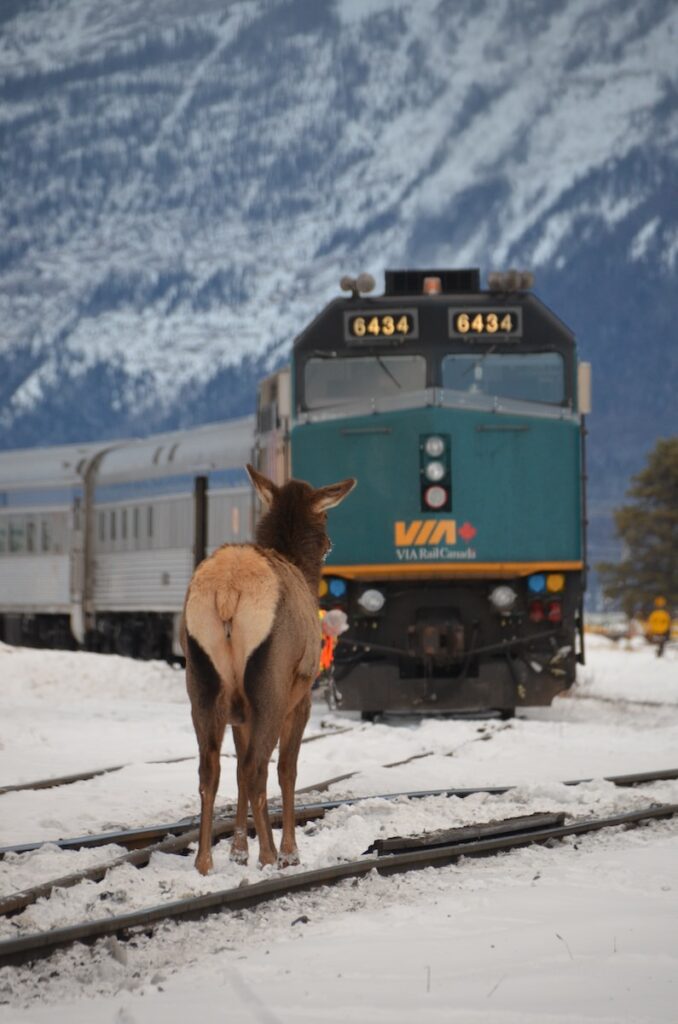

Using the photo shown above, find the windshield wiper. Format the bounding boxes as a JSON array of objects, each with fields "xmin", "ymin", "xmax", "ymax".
[{"xmin": 375, "ymin": 354, "xmax": 402, "ymax": 389}]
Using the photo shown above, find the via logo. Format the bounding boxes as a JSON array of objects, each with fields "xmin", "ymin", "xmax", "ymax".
[
  {"xmin": 394, "ymin": 520, "xmax": 477, "ymax": 547},
  {"xmin": 394, "ymin": 520, "xmax": 457, "ymax": 546}
]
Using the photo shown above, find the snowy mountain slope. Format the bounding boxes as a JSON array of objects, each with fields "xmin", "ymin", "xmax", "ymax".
[{"xmin": 0, "ymin": 0, "xmax": 676, "ymax": 513}]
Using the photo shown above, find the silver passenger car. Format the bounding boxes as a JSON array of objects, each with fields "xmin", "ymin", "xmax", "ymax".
[{"xmin": 0, "ymin": 418, "xmax": 255, "ymax": 657}]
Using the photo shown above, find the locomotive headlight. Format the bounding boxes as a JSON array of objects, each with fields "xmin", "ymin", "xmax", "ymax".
[
  {"xmin": 424, "ymin": 435, "xmax": 445, "ymax": 458},
  {"xmin": 489, "ymin": 585, "xmax": 517, "ymax": 613},
  {"xmin": 424, "ymin": 460, "xmax": 445, "ymax": 482},
  {"xmin": 423, "ymin": 485, "xmax": 448, "ymax": 510},
  {"xmin": 358, "ymin": 588, "xmax": 385, "ymax": 613}
]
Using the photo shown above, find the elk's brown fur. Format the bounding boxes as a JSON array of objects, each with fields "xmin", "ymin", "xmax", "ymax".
[{"xmin": 181, "ymin": 465, "xmax": 356, "ymax": 873}]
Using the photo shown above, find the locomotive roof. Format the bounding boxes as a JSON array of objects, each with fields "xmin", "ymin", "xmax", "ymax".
[
  {"xmin": 0, "ymin": 417, "xmax": 255, "ymax": 492},
  {"xmin": 293, "ymin": 276, "xmax": 574, "ymax": 355}
]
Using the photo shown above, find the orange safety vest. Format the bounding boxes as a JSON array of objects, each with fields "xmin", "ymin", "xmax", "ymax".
[
  {"xmin": 318, "ymin": 610, "xmax": 338, "ymax": 673},
  {"xmin": 647, "ymin": 608, "xmax": 671, "ymax": 637}
]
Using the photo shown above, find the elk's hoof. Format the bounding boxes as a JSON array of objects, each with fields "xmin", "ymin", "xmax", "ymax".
[
  {"xmin": 277, "ymin": 849, "xmax": 300, "ymax": 868},
  {"xmin": 230, "ymin": 845, "xmax": 248, "ymax": 865},
  {"xmin": 258, "ymin": 849, "xmax": 277, "ymax": 868},
  {"xmin": 195, "ymin": 852, "xmax": 213, "ymax": 875}
]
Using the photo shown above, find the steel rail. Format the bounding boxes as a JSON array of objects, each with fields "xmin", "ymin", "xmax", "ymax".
[
  {"xmin": 2, "ymin": 765, "xmax": 677, "ymax": 860},
  {"xmin": 0, "ymin": 772, "xmax": 358, "ymax": 859},
  {"xmin": 365, "ymin": 811, "xmax": 566, "ymax": 855},
  {"xmin": 1, "ymin": 802, "xmax": 676, "ymax": 969},
  {"xmin": 0, "ymin": 727, "xmax": 356, "ymax": 798},
  {"xmin": 0, "ymin": 806, "xmax": 325, "ymax": 919}
]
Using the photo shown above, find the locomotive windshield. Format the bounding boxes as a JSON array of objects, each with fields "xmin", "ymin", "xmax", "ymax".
[
  {"xmin": 305, "ymin": 354, "xmax": 426, "ymax": 409},
  {"xmin": 442, "ymin": 351, "xmax": 565, "ymax": 405}
]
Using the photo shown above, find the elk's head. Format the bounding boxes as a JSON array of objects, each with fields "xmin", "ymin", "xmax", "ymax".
[{"xmin": 247, "ymin": 465, "xmax": 356, "ymax": 585}]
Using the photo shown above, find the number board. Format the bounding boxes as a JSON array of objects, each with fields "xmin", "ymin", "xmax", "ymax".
[
  {"xmin": 448, "ymin": 308, "xmax": 522, "ymax": 339},
  {"xmin": 344, "ymin": 309, "xmax": 419, "ymax": 345}
]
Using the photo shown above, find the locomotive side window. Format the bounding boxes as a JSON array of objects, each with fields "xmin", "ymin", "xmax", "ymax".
[
  {"xmin": 442, "ymin": 352, "xmax": 564, "ymax": 405},
  {"xmin": 304, "ymin": 355, "xmax": 426, "ymax": 409}
]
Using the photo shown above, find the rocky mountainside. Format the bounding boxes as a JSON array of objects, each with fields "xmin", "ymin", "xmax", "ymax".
[{"xmin": 1, "ymin": 0, "xmax": 677, "ymax": 567}]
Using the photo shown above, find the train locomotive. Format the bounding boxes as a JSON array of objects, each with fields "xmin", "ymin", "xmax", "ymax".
[{"xmin": 0, "ymin": 267, "xmax": 590, "ymax": 716}]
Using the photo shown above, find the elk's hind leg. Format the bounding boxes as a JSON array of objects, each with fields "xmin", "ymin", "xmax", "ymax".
[
  {"xmin": 230, "ymin": 722, "xmax": 251, "ymax": 864},
  {"xmin": 192, "ymin": 706, "xmax": 227, "ymax": 875},
  {"xmin": 186, "ymin": 631, "xmax": 229, "ymax": 875},
  {"xmin": 278, "ymin": 688, "xmax": 312, "ymax": 867},
  {"xmin": 242, "ymin": 720, "xmax": 280, "ymax": 867}
]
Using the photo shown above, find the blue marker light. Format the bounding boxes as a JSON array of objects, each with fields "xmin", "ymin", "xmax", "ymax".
[
  {"xmin": 527, "ymin": 573, "xmax": 546, "ymax": 595},
  {"xmin": 328, "ymin": 578, "xmax": 347, "ymax": 598}
]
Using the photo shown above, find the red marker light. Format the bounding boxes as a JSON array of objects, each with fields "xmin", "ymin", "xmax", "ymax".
[
  {"xmin": 547, "ymin": 601, "xmax": 562, "ymax": 623},
  {"xmin": 528, "ymin": 599, "xmax": 544, "ymax": 623}
]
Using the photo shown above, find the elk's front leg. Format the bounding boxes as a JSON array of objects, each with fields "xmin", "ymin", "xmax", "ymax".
[{"xmin": 277, "ymin": 689, "xmax": 311, "ymax": 867}]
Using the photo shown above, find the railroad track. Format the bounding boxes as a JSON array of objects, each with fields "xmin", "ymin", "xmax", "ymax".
[
  {"xmin": 1, "ymin": 799, "xmax": 676, "ymax": 969},
  {"xmin": 3, "ymin": 764, "xmax": 676, "ymax": 862},
  {"xmin": 0, "ymin": 724, "xmax": 357, "ymax": 798},
  {"xmin": 1, "ymin": 766, "xmax": 676, "ymax": 937}
]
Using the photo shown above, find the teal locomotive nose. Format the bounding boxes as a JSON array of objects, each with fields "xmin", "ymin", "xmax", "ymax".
[{"xmin": 274, "ymin": 266, "xmax": 586, "ymax": 715}]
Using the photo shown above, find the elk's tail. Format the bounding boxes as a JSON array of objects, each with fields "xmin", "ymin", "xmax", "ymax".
[{"xmin": 184, "ymin": 547, "xmax": 280, "ymax": 723}]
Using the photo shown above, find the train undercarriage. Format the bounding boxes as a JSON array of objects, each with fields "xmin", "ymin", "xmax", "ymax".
[{"xmin": 322, "ymin": 576, "xmax": 583, "ymax": 716}]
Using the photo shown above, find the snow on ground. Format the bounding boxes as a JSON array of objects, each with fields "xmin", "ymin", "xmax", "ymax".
[{"xmin": 0, "ymin": 635, "xmax": 677, "ymax": 1021}]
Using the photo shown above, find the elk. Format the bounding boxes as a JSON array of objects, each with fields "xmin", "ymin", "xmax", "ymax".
[{"xmin": 181, "ymin": 464, "xmax": 356, "ymax": 874}]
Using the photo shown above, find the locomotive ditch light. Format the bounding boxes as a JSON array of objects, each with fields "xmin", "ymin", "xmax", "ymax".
[
  {"xmin": 357, "ymin": 588, "xmax": 386, "ymax": 613},
  {"xmin": 489, "ymin": 585, "xmax": 517, "ymax": 613}
]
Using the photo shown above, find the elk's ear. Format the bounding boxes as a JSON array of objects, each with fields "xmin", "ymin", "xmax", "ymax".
[
  {"xmin": 246, "ymin": 464, "xmax": 278, "ymax": 507},
  {"xmin": 312, "ymin": 477, "xmax": 357, "ymax": 512}
]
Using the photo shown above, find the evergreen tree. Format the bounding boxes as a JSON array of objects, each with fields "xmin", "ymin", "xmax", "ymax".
[{"xmin": 597, "ymin": 437, "xmax": 678, "ymax": 616}]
